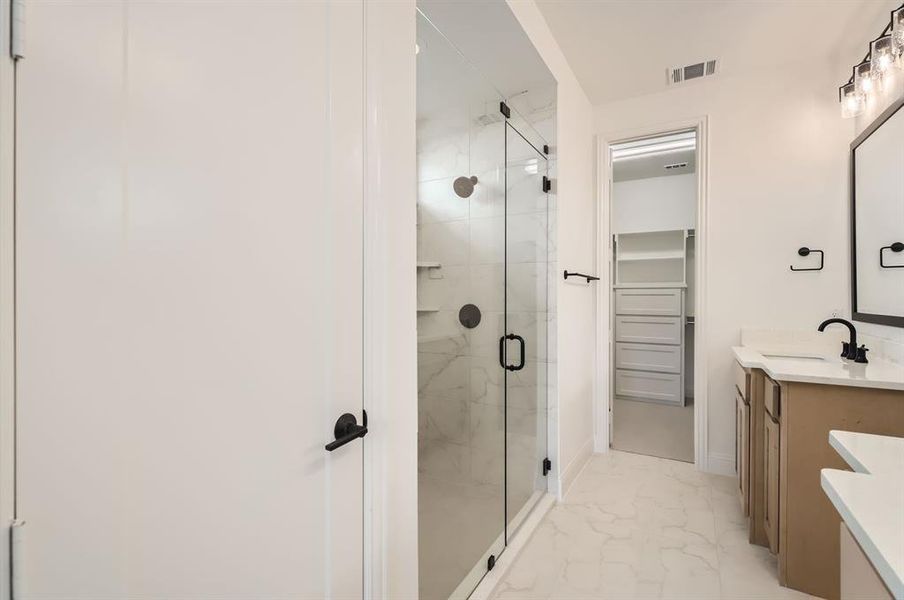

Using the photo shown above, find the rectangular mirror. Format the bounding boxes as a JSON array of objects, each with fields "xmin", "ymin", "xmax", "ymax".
[{"xmin": 851, "ymin": 97, "xmax": 904, "ymax": 328}]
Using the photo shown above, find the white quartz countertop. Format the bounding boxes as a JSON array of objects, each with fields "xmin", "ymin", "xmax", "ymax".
[
  {"xmin": 732, "ymin": 345, "xmax": 904, "ymax": 391},
  {"xmin": 821, "ymin": 431, "xmax": 904, "ymax": 599},
  {"xmin": 830, "ymin": 430, "xmax": 904, "ymax": 475}
]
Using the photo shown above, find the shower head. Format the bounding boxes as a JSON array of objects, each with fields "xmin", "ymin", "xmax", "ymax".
[{"xmin": 453, "ymin": 175, "xmax": 478, "ymax": 198}]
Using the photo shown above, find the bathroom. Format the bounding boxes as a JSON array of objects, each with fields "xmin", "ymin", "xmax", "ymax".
[{"xmin": 1, "ymin": 1, "xmax": 902, "ymax": 599}]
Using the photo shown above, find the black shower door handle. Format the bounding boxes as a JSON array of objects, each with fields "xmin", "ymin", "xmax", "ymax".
[{"xmin": 498, "ymin": 333, "xmax": 526, "ymax": 371}]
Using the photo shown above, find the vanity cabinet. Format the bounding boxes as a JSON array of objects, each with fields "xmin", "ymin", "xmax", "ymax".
[
  {"xmin": 763, "ymin": 375, "xmax": 780, "ymax": 555},
  {"xmin": 735, "ymin": 388, "xmax": 750, "ymax": 516},
  {"xmin": 774, "ymin": 382, "xmax": 904, "ymax": 599},
  {"xmin": 840, "ymin": 522, "xmax": 893, "ymax": 599},
  {"xmin": 734, "ymin": 361, "xmax": 769, "ymax": 547}
]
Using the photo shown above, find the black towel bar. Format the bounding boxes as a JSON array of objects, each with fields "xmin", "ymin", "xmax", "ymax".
[{"xmin": 563, "ymin": 270, "xmax": 600, "ymax": 283}]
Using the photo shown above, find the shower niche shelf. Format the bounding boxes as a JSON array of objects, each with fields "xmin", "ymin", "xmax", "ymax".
[
  {"xmin": 416, "ymin": 307, "xmax": 440, "ymax": 313},
  {"xmin": 417, "ymin": 261, "xmax": 442, "ymax": 269}
]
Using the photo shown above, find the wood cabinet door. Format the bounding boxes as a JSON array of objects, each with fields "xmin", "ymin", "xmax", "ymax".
[
  {"xmin": 736, "ymin": 390, "xmax": 750, "ymax": 515},
  {"xmin": 764, "ymin": 413, "xmax": 781, "ymax": 555}
]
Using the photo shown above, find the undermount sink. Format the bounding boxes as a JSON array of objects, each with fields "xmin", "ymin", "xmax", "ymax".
[{"xmin": 762, "ymin": 353, "xmax": 826, "ymax": 362}]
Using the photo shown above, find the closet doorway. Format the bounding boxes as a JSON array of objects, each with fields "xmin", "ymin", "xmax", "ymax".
[{"xmin": 606, "ymin": 129, "xmax": 701, "ymax": 463}]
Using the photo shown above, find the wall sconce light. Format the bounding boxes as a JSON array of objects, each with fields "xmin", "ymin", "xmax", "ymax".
[
  {"xmin": 893, "ymin": 7, "xmax": 904, "ymax": 58},
  {"xmin": 839, "ymin": 4, "xmax": 904, "ymax": 118},
  {"xmin": 870, "ymin": 35, "xmax": 896, "ymax": 78},
  {"xmin": 839, "ymin": 81, "xmax": 864, "ymax": 119},
  {"xmin": 854, "ymin": 61, "xmax": 875, "ymax": 95}
]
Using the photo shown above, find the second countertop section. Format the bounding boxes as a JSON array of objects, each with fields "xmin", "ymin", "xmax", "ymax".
[{"xmin": 732, "ymin": 345, "xmax": 904, "ymax": 392}]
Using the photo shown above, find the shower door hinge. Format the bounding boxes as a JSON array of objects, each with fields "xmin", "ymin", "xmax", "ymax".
[
  {"xmin": 10, "ymin": 519, "xmax": 26, "ymax": 598},
  {"xmin": 543, "ymin": 144, "xmax": 549, "ymax": 155},
  {"xmin": 10, "ymin": 0, "xmax": 25, "ymax": 60},
  {"xmin": 542, "ymin": 176, "xmax": 551, "ymax": 193},
  {"xmin": 487, "ymin": 554, "xmax": 496, "ymax": 571},
  {"xmin": 499, "ymin": 101, "xmax": 510, "ymax": 119},
  {"xmin": 542, "ymin": 457, "xmax": 552, "ymax": 476}
]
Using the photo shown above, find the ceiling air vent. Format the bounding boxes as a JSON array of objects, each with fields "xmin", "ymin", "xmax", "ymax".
[
  {"xmin": 667, "ymin": 59, "xmax": 718, "ymax": 85},
  {"xmin": 664, "ymin": 162, "xmax": 688, "ymax": 170}
]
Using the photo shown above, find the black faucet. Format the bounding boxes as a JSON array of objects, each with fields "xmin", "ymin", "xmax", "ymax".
[{"xmin": 817, "ymin": 318, "xmax": 858, "ymax": 360}]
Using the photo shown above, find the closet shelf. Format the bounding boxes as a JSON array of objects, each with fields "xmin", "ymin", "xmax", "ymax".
[
  {"xmin": 616, "ymin": 252, "xmax": 684, "ymax": 262},
  {"xmin": 417, "ymin": 261, "xmax": 442, "ymax": 269},
  {"xmin": 613, "ymin": 283, "xmax": 687, "ymax": 289}
]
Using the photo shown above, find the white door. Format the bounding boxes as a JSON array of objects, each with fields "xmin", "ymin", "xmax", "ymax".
[{"xmin": 15, "ymin": 1, "xmax": 364, "ymax": 598}]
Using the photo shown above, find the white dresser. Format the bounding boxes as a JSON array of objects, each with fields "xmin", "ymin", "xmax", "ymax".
[{"xmin": 613, "ymin": 287, "xmax": 686, "ymax": 405}]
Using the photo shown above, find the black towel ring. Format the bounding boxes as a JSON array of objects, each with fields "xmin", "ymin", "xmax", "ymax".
[{"xmin": 790, "ymin": 247, "xmax": 824, "ymax": 272}]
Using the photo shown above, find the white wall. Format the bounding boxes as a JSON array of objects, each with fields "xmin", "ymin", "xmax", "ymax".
[
  {"xmin": 508, "ymin": 0, "xmax": 597, "ymax": 495},
  {"xmin": 596, "ymin": 59, "xmax": 852, "ymax": 472},
  {"xmin": 612, "ymin": 173, "xmax": 696, "ymax": 234}
]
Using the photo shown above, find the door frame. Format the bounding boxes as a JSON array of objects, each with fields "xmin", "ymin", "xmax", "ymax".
[
  {"xmin": 362, "ymin": 2, "xmax": 419, "ymax": 598},
  {"xmin": 0, "ymin": 0, "xmax": 17, "ymax": 597},
  {"xmin": 0, "ymin": 2, "xmax": 419, "ymax": 599},
  {"xmin": 594, "ymin": 116, "xmax": 710, "ymax": 471}
]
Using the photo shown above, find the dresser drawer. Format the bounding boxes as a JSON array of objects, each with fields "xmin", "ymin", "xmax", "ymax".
[
  {"xmin": 615, "ymin": 315, "xmax": 682, "ymax": 345},
  {"xmin": 734, "ymin": 360, "xmax": 750, "ymax": 400},
  {"xmin": 615, "ymin": 369, "xmax": 682, "ymax": 404},
  {"xmin": 615, "ymin": 342, "xmax": 681, "ymax": 374},
  {"xmin": 614, "ymin": 288, "xmax": 682, "ymax": 316}
]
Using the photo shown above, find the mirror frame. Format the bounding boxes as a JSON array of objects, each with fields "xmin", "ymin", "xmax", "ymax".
[{"xmin": 850, "ymin": 95, "xmax": 904, "ymax": 329}]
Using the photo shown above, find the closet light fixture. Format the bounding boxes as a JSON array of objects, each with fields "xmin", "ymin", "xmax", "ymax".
[
  {"xmin": 611, "ymin": 134, "xmax": 695, "ymax": 160},
  {"xmin": 839, "ymin": 4, "xmax": 904, "ymax": 118}
]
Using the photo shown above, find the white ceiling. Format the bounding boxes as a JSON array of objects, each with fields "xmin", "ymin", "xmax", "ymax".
[{"xmin": 535, "ymin": 0, "xmax": 894, "ymax": 105}]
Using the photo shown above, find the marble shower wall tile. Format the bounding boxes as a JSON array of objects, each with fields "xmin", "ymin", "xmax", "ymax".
[
  {"xmin": 470, "ymin": 356, "xmax": 546, "ymax": 412},
  {"xmin": 417, "ymin": 265, "xmax": 469, "ymax": 312},
  {"xmin": 417, "ymin": 177, "xmax": 470, "ymax": 224},
  {"xmin": 417, "ymin": 310, "xmax": 468, "ymax": 356},
  {"xmin": 417, "ymin": 220, "xmax": 469, "ymax": 267},
  {"xmin": 418, "ymin": 436, "xmax": 470, "ymax": 485}
]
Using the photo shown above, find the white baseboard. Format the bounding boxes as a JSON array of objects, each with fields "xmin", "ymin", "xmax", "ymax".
[
  {"xmin": 706, "ymin": 452, "xmax": 735, "ymax": 477},
  {"xmin": 560, "ymin": 438, "xmax": 593, "ymax": 499}
]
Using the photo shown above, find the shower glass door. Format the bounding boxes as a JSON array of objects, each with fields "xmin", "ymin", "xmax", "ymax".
[
  {"xmin": 416, "ymin": 10, "xmax": 506, "ymax": 600},
  {"xmin": 503, "ymin": 123, "xmax": 549, "ymax": 538},
  {"xmin": 416, "ymin": 8, "xmax": 554, "ymax": 598}
]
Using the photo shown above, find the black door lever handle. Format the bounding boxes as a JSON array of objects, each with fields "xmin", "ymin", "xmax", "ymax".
[{"xmin": 325, "ymin": 411, "xmax": 368, "ymax": 452}]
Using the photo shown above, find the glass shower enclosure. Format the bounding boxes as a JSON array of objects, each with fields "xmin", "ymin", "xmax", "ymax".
[{"xmin": 416, "ymin": 8, "xmax": 555, "ymax": 599}]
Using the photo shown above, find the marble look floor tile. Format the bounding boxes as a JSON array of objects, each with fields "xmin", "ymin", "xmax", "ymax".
[{"xmin": 489, "ymin": 451, "xmax": 815, "ymax": 600}]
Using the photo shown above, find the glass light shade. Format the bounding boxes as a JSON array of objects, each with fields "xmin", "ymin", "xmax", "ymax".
[
  {"xmin": 893, "ymin": 8, "xmax": 904, "ymax": 56},
  {"xmin": 855, "ymin": 61, "xmax": 875, "ymax": 95},
  {"xmin": 870, "ymin": 35, "xmax": 896, "ymax": 76},
  {"xmin": 839, "ymin": 82, "xmax": 864, "ymax": 118}
]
